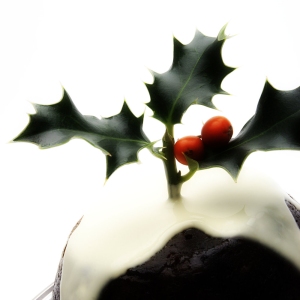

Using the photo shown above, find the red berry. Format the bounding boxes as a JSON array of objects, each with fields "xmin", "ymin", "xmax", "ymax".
[
  {"xmin": 201, "ymin": 116, "xmax": 233, "ymax": 148},
  {"xmin": 174, "ymin": 136, "xmax": 204, "ymax": 165}
]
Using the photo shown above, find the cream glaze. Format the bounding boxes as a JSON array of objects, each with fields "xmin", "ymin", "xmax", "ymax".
[{"xmin": 60, "ymin": 158, "xmax": 300, "ymax": 300}]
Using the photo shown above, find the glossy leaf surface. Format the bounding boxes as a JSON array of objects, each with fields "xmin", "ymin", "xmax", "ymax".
[
  {"xmin": 200, "ymin": 81, "xmax": 300, "ymax": 178},
  {"xmin": 146, "ymin": 29, "xmax": 233, "ymax": 128},
  {"xmin": 13, "ymin": 90, "xmax": 151, "ymax": 178}
]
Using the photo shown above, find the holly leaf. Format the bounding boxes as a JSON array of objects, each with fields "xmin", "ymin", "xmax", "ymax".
[
  {"xmin": 146, "ymin": 26, "xmax": 234, "ymax": 128},
  {"xmin": 199, "ymin": 81, "xmax": 300, "ymax": 178},
  {"xmin": 13, "ymin": 89, "xmax": 151, "ymax": 178}
]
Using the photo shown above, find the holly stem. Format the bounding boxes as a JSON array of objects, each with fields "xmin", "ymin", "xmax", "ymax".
[
  {"xmin": 180, "ymin": 166, "xmax": 197, "ymax": 183},
  {"xmin": 162, "ymin": 129, "xmax": 182, "ymax": 199}
]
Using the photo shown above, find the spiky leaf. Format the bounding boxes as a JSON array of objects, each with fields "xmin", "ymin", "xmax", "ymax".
[
  {"xmin": 146, "ymin": 28, "xmax": 234, "ymax": 129},
  {"xmin": 13, "ymin": 89, "xmax": 151, "ymax": 178},
  {"xmin": 199, "ymin": 81, "xmax": 300, "ymax": 178}
]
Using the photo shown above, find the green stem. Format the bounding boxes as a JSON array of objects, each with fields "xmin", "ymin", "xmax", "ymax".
[
  {"xmin": 166, "ymin": 124, "xmax": 174, "ymax": 137},
  {"xmin": 180, "ymin": 167, "xmax": 197, "ymax": 183},
  {"xmin": 162, "ymin": 129, "xmax": 181, "ymax": 199}
]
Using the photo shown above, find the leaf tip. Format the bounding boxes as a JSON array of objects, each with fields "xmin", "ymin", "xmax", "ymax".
[{"xmin": 218, "ymin": 22, "xmax": 238, "ymax": 41}]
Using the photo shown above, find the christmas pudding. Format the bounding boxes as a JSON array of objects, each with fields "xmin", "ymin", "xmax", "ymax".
[
  {"xmin": 13, "ymin": 24, "xmax": 300, "ymax": 299},
  {"xmin": 51, "ymin": 168, "xmax": 300, "ymax": 300}
]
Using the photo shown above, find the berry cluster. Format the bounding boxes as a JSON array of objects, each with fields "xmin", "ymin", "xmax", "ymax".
[{"xmin": 174, "ymin": 116, "xmax": 233, "ymax": 165}]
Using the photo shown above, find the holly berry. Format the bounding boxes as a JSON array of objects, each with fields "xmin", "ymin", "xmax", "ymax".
[
  {"xmin": 174, "ymin": 136, "xmax": 204, "ymax": 165},
  {"xmin": 201, "ymin": 116, "xmax": 233, "ymax": 148}
]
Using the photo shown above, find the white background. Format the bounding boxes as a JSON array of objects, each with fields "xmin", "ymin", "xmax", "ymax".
[{"xmin": 1, "ymin": 0, "xmax": 300, "ymax": 299}]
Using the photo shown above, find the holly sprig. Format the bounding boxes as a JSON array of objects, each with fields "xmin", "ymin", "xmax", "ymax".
[{"xmin": 13, "ymin": 25, "xmax": 300, "ymax": 198}]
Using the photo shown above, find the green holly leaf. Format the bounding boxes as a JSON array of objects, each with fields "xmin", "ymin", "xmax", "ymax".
[
  {"xmin": 199, "ymin": 81, "xmax": 300, "ymax": 178},
  {"xmin": 13, "ymin": 89, "xmax": 151, "ymax": 178},
  {"xmin": 146, "ymin": 27, "xmax": 234, "ymax": 130}
]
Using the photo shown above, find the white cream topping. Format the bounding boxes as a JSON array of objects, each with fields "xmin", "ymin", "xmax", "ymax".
[{"xmin": 60, "ymin": 160, "xmax": 300, "ymax": 300}]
